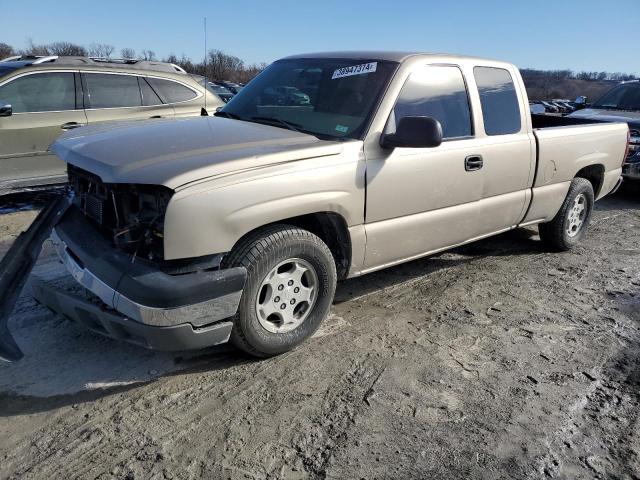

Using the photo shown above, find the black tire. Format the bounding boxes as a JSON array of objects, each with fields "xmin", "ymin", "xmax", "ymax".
[
  {"xmin": 538, "ymin": 177, "xmax": 594, "ymax": 251},
  {"xmin": 223, "ymin": 224, "xmax": 337, "ymax": 357}
]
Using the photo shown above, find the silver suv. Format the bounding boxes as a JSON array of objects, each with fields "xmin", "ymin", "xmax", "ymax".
[{"xmin": 0, "ymin": 55, "xmax": 223, "ymax": 195}]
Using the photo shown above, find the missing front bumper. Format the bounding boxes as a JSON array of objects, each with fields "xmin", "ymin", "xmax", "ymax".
[{"xmin": 31, "ymin": 205, "xmax": 247, "ymax": 352}]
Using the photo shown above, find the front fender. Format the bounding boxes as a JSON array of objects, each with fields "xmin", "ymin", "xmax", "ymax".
[{"xmin": 163, "ymin": 149, "xmax": 365, "ymax": 260}]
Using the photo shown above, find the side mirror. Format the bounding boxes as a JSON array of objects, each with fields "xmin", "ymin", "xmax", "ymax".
[
  {"xmin": 0, "ymin": 102, "xmax": 11, "ymax": 117},
  {"xmin": 380, "ymin": 116, "xmax": 443, "ymax": 149}
]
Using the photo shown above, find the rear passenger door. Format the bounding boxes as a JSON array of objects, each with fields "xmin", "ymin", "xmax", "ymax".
[
  {"xmin": 82, "ymin": 72, "xmax": 174, "ymax": 124},
  {"xmin": 469, "ymin": 65, "xmax": 534, "ymax": 233}
]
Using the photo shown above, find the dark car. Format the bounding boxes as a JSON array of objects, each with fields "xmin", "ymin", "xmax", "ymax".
[
  {"xmin": 215, "ymin": 80, "xmax": 243, "ymax": 94},
  {"xmin": 569, "ymin": 80, "xmax": 640, "ymax": 179},
  {"xmin": 192, "ymin": 75, "xmax": 235, "ymax": 103}
]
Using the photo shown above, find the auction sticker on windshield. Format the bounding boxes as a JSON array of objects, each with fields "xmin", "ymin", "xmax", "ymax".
[{"xmin": 332, "ymin": 62, "xmax": 378, "ymax": 80}]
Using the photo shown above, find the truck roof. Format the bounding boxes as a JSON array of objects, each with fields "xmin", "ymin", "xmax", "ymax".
[{"xmin": 282, "ymin": 51, "xmax": 502, "ymax": 64}]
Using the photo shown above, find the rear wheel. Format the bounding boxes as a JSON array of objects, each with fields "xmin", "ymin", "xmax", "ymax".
[
  {"xmin": 223, "ymin": 225, "xmax": 337, "ymax": 357},
  {"xmin": 538, "ymin": 177, "xmax": 594, "ymax": 251}
]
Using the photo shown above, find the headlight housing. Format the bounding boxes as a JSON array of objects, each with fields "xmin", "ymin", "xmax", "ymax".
[{"xmin": 68, "ymin": 165, "xmax": 173, "ymax": 261}]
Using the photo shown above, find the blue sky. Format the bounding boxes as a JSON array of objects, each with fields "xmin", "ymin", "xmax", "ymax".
[{"xmin": 2, "ymin": 0, "xmax": 638, "ymax": 74}]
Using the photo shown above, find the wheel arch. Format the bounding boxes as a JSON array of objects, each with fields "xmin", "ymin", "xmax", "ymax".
[
  {"xmin": 225, "ymin": 212, "xmax": 352, "ymax": 280},
  {"xmin": 575, "ymin": 164, "xmax": 604, "ymax": 197}
]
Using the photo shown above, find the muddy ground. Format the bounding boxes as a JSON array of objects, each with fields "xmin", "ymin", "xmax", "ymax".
[{"xmin": 0, "ymin": 186, "xmax": 639, "ymax": 480}]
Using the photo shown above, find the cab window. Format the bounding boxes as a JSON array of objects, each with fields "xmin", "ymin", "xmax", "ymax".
[
  {"xmin": 0, "ymin": 72, "xmax": 76, "ymax": 113},
  {"xmin": 84, "ymin": 73, "xmax": 142, "ymax": 109},
  {"xmin": 474, "ymin": 67, "xmax": 521, "ymax": 135},
  {"xmin": 390, "ymin": 65, "xmax": 472, "ymax": 140}
]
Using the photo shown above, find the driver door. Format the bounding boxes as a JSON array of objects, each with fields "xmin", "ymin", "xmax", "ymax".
[{"xmin": 363, "ymin": 64, "xmax": 485, "ymax": 270}]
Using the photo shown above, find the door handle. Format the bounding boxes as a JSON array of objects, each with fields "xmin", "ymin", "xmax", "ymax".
[
  {"xmin": 464, "ymin": 155, "xmax": 483, "ymax": 171},
  {"xmin": 149, "ymin": 115, "xmax": 162, "ymax": 119},
  {"xmin": 61, "ymin": 122, "xmax": 83, "ymax": 131}
]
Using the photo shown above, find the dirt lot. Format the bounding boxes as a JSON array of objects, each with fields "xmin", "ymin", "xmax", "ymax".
[{"xmin": 0, "ymin": 187, "xmax": 639, "ymax": 480}]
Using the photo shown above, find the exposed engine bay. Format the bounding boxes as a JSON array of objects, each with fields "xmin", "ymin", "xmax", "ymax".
[{"xmin": 68, "ymin": 165, "xmax": 172, "ymax": 262}]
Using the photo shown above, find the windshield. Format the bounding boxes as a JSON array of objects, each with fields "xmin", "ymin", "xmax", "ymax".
[
  {"xmin": 220, "ymin": 58, "xmax": 398, "ymax": 140},
  {"xmin": 593, "ymin": 82, "xmax": 640, "ymax": 111}
]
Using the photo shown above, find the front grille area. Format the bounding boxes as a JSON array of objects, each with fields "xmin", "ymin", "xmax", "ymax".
[
  {"xmin": 84, "ymin": 193, "xmax": 105, "ymax": 224},
  {"xmin": 68, "ymin": 165, "xmax": 173, "ymax": 261}
]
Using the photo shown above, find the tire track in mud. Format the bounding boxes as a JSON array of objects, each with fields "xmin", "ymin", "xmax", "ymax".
[{"xmin": 2, "ymin": 190, "xmax": 640, "ymax": 479}]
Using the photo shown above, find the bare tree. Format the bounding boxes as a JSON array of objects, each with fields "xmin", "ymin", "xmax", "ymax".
[
  {"xmin": 140, "ymin": 50, "xmax": 156, "ymax": 61},
  {"xmin": 121, "ymin": 47, "xmax": 136, "ymax": 59},
  {"xmin": 88, "ymin": 43, "xmax": 115, "ymax": 58},
  {"xmin": 0, "ymin": 42, "xmax": 14, "ymax": 59},
  {"xmin": 207, "ymin": 49, "xmax": 244, "ymax": 81},
  {"xmin": 103, "ymin": 44, "xmax": 114, "ymax": 58},
  {"xmin": 47, "ymin": 41, "xmax": 87, "ymax": 56},
  {"xmin": 22, "ymin": 38, "xmax": 49, "ymax": 56}
]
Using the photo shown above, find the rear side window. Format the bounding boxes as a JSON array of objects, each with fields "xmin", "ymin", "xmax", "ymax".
[
  {"xmin": 0, "ymin": 72, "xmax": 76, "ymax": 113},
  {"xmin": 474, "ymin": 67, "xmax": 521, "ymax": 135},
  {"xmin": 85, "ymin": 73, "xmax": 142, "ymax": 108},
  {"xmin": 146, "ymin": 78, "xmax": 197, "ymax": 104},
  {"xmin": 140, "ymin": 78, "xmax": 163, "ymax": 106},
  {"xmin": 391, "ymin": 65, "xmax": 472, "ymax": 139}
]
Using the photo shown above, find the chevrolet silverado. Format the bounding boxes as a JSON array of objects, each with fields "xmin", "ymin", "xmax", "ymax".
[{"xmin": 9, "ymin": 52, "xmax": 628, "ymax": 359}]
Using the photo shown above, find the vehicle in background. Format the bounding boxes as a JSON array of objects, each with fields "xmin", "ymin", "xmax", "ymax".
[
  {"xmin": 21, "ymin": 52, "xmax": 626, "ymax": 361},
  {"xmin": 553, "ymin": 99, "xmax": 576, "ymax": 113},
  {"xmin": 572, "ymin": 96, "xmax": 588, "ymax": 110},
  {"xmin": 569, "ymin": 80, "xmax": 640, "ymax": 180},
  {"xmin": 191, "ymin": 75, "xmax": 235, "ymax": 103},
  {"xmin": 262, "ymin": 85, "xmax": 311, "ymax": 106},
  {"xmin": 539, "ymin": 101, "xmax": 560, "ymax": 113},
  {"xmin": 216, "ymin": 80, "xmax": 243, "ymax": 94},
  {"xmin": 209, "ymin": 83, "xmax": 235, "ymax": 103},
  {"xmin": 549, "ymin": 101, "xmax": 570, "ymax": 114},
  {"xmin": 0, "ymin": 55, "xmax": 223, "ymax": 195},
  {"xmin": 529, "ymin": 102, "xmax": 546, "ymax": 114}
]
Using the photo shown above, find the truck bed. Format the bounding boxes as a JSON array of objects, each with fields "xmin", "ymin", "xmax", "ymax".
[
  {"xmin": 531, "ymin": 113, "xmax": 608, "ymax": 129},
  {"xmin": 519, "ymin": 115, "xmax": 627, "ymax": 226}
]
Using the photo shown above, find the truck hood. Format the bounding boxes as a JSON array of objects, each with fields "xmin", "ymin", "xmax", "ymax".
[
  {"xmin": 50, "ymin": 116, "xmax": 343, "ymax": 190},
  {"xmin": 569, "ymin": 108, "xmax": 640, "ymax": 131}
]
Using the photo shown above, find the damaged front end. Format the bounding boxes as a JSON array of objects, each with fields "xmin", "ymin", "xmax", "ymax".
[
  {"xmin": 68, "ymin": 164, "xmax": 171, "ymax": 263},
  {"xmin": 40, "ymin": 165, "xmax": 246, "ymax": 353},
  {"xmin": 1, "ymin": 166, "xmax": 246, "ymax": 362}
]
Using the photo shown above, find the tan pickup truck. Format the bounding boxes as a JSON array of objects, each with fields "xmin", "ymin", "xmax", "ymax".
[{"xmin": 28, "ymin": 52, "xmax": 627, "ymax": 358}]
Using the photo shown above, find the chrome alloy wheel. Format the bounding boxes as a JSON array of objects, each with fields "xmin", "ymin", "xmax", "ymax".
[
  {"xmin": 255, "ymin": 258, "xmax": 318, "ymax": 333},
  {"xmin": 566, "ymin": 193, "xmax": 587, "ymax": 237}
]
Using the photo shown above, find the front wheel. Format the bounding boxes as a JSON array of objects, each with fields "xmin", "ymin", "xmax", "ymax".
[
  {"xmin": 538, "ymin": 177, "xmax": 594, "ymax": 251},
  {"xmin": 223, "ymin": 225, "xmax": 337, "ymax": 357}
]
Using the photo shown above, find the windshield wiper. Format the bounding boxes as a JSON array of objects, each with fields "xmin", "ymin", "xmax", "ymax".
[
  {"xmin": 247, "ymin": 116, "xmax": 304, "ymax": 133},
  {"xmin": 593, "ymin": 105, "xmax": 621, "ymax": 110},
  {"xmin": 215, "ymin": 112, "xmax": 329, "ymax": 140},
  {"xmin": 214, "ymin": 110, "xmax": 242, "ymax": 120}
]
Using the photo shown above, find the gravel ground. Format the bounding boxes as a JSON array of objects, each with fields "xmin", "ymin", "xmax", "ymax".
[{"xmin": 0, "ymin": 186, "xmax": 639, "ymax": 480}]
